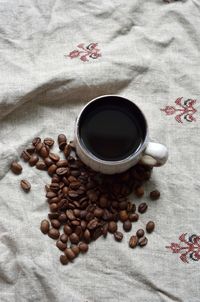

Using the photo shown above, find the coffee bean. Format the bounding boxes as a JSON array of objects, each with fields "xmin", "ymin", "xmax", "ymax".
[
  {"xmin": 44, "ymin": 157, "xmax": 54, "ymax": 166},
  {"xmin": 119, "ymin": 210, "xmax": 129, "ymax": 222},
  {"xmin": 66, "ymin": 209, "xmax": 75, "ymax": 220},
  {"xmin": 49, "ymin": 203, "xmax": 58, "ymax": 212},
  {"xmin": 58, "ymin": 213, "xmax": 67, "ymax": 223},
  {"xmin": 56, "ymin": 160, "xmax": 68, "ymax": 168},
  {"xmin": 94, "ymin": 208, "xmax": 104, "ymax": 218},
  {"xmin": 108, "ymin": 221, "xmax": 117, "ymax": 233},
  {"xmin": 56, "ymin": 240, "xmax": 66, "ymax": 251},
  {"xmin": 32, "ymin": 137, "xmax": 41, "ymax": 146},
  {"xmin": 51, "ymin": 219, "xmax": 61, "ymax": 229},
  {"xmin": 150, "ymin": 190, "xmax": 160, "ymax": 200},
  {"xmin": 60, "ymin": 234, "xmax": 68, "ymax": 243},
  {"xmin": 64, "ymin": 248, "xmax": 76, "ymax": 260},
  {"xmin": 75, "ymin": 226, "xmax": 82, "ymax": 237},
  {"xmin": 35, "ymin": 142, "xmax": 43, "ymax": 152},
  {"xmin": 86, "ymin": 212, "xmax": 94, "ymax": 222},
  {"xmin": 21, "ymin": 150, "xmax": 31, "ymax": 162},
  {"xmin": 60, "ymin": 254, "xmax": 69, "ymax": 265},
  {"xmin": 69, "ymin": 233, "xmax": 80, "ymax": 244},
  {"xmin": 83, "ymin": 229, "xmax": 91, "ymax": 242},
  {"xmin": 40, "ymin": 146, "xmax": 49, "ymax": 158},
  {"xmin": 49, "ymin": 152, "xmax": 60, "ymax": 162},
  {"xmin": 136, "ymin": 229, "xmax": 145, "ymax": 238},
  {"xmin": 56, "ymin": 167, "xmax": 69, "ymax": 176},
  {"xmin": 48, "ymin": 228, "xmax": 60, "ymax": 239},
  {"xmin": 49, "ymin": 183, "xmax": 60, "ymax": 192},
  {"xmin": 146, "ymin": 221, "xmax": 155, "ymax": 233},
  {"xmin": 59, "ymin": 141, "xmax": 67, "ymax": 150},
  {"xmin": 129, "ymin": 235, "xmax": 138, "ymax": 248},
  {"xmin": 40, "ymin": 220, "xmax": 50, "ymax": 234},
  {"xmin": 69, "ymin": 181, "xmax": 81, "ymax": 190},
  {"xmin": 127, "ymin": 202, "xmax": 136, "ymax": 213},
  {"xmin": 46, "ymin": 191, "xmax": 57, "ymax": 199},
  {"xmin": 10, "ymin": 161, "xmax": 22, "ymax": 174},
  {"xmin": 48, "ymin": 213, "xmax": 59, "ymax": 220},
  {"xmin": 64, "ymin": 225, "xmax": 72, "ymax": 235},
  {"xmin": 48, "ymin": 164, "xmax": 57, "ymax": 176},
  {"xmin": 119, "ymin": 201, "xmax": 128, "ymax": 210},
  {"xmin": 79, "ymin": 242, "xmax": 88, "ymax": 253},
  {"xmin": 87, "ymin": 219, "xmax": 99, "ymax": 230},
  {"xmin": 73, "ymin": 209, "xmax": 81, "ymax": 218},
  {"xmin": 99, "ymin": 195, "xmax": 108, "ymax": 208},
  {"xmin": 92, "ymin": 227, "xmax": 102, "ymax": 241},
  {"xmin": 129, "ymin": 213, "xmax": 139, "ymax": 222},
  {"xmin": 135, "ymin": 186, "xmax": 144, "ymax": 197},
  {"xmin": 20, "ymin": 179, "xmax": 31, "ymax": 192},
  {"xmin": 58, "ymin": 134, "xmax": 67, "ymax": 144},
  {"xmin": 44, "ymin": 137, "xmax": 54, "ymax": 147},
  {"xmin": 64, "ymin": 145, "xmax": 71, "ymax": 157},
  {"xmin": 80, "ymin": 220, "xmax": 87, "ymax": 231},
  {"xmin": 123, "ymin": 220, "xmax": 132, "ymax": 232},
  {"xmin": 102, "ymin": 223, "xmax": 108, "ymax": 237},
  {"xmin": 138, "ymin": 237, "xmax": 148, "ymax": 247},
  {"xmin": 138, "ymin": 202, "xmax": 148, "ymax": 214},
  {"xmin": 114, "ymin": 231, "xmax": 123, "ymax": 242},
  {"xmin": 29, "ymin": 154, "xmax": 39, "ymax": 166},
  {"xmin": 36, "ymin": 160, "xmax": 47, "ymax": 170},
  {"xmin": 68, "ymin": 191, "xmax": 79, "ymax": 200},
  {"xmin": 26, "ymin": 146, "xmax": 35, "ymax": 154},
  {"xmin": 71, "ymin": 245, "xmax": 80, "ymax": 256}
]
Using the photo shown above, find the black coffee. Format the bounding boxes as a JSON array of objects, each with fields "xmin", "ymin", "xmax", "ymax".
[{"xmin": 79, "ymin": 97, "xmax": 146, "ymax": 161}]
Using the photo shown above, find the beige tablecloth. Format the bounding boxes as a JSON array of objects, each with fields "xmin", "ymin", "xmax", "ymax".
[{"xmin": 0, "ymin": 0, "xmax": 200, "ymax": 301}]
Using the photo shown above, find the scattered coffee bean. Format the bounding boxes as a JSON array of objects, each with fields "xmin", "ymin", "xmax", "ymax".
[
  {"xmin": 64, "ymin": 225, "xmax": 72, "ymax": 235},
  {"xmin": 51, "ymin": 219, "xmax": 61, "ymax": 229},
  {"xmin": 49, "ymin": 152, "xmax": 60, "ymax": 162},
  {"xmin": 20, "ymin": 179, "xmax": 31, "ymax": 192},
  {"xmin": 119, "ymin": 210, "xmax": 129, "ymax": 222},
  {"xmin": 64, "ymin": 248, "xmax": 76, "ymax": 260},
  {"xmin": 79, "ymin": 242, "xmax": 88, "ymax": 253},
  {"xmin": 10, "ymin": 161, "xmax": 22, "ymax": 174},
  {"xmin": 60, "ymin": 254, "xmax": 69, "ymax": 265},
  {"xmin": 35, "ymin": 142, "xmax": 43, "ymax": 152},
  {"xmin": 69, "ymin": 233, "xmax": 80, "ymax": 244},
  {"xmin": 29, "ymin": 154, "xmax": 39, "ymax": 166},
  {"xmin": 129, "ymin": 235, "xmax": 138, "ymax": 248},
  {"xmin": 26, "ymin": 146, "xmax": 35, "ymax": 154},
  {"xmin": 138, "ymin": 202, "xmax": 148, "ymax": 214},
  {"xmin": 60, "ymin": 234, "xmax": 68, "ymax": 243},
  {"xmin": 36, "ymin": 160, "xmax": 47, "ymax": 170},
  {"xmin": 48, "ymin": 164, "xmax": 57, "ymax": 176},
  {"xmin": 123, "ymin": 220, "xmax": 132, "ymax": 232},
  {"xmin": 56, "ymin": 240, "xmax": 66, "ymax": 251},
  {"xmin": 102, "ymin": 223, "xmax": 108, "ymax": 237},
  {"xmin": 135, "ymin": 186, "xmax": 144, "ymax": 197},
  {"xmin": 129, "ymin": 213, "xmax": 139, "ymax": 222},
  {"xmin": 136, "ymin": 229, "xmax": 145, "ymax": 238},
  {"xmin": 48, "ymin": 228, "xmax": 60, "ymax": 240},
  {"xmin": 40, "ymin": 219, "xmax": 50, "ymax": 234},
  {"xmin": 114, "ymin": 231, "xmax": 123, "ymax": 242},
  {"xmin": 40, "ymin": 146, "xmax": 49, "ymax": 158},
  {"xmin": 32, "ymin": 137, "xmax": 41, "ymax": 146},
  {"xmin": 21, "ymin": 150, "xmax": 31, "ymax": 162},
  {"xmin": 138, "ymin": 237, "xmax": 148, "ymax": 247},
  {"xmin": 56, "ymin": 167, "xmax": 69, "ymax": 176},
  {"xmin": 150, "ymin": 190, "xmax": 160, "ymax": 200},
  {"xmin": 44, "ymin": 137, "xmax": 54, "ymax": 147},
  {"xmin": 146, "ymin": 221, "xmax": 155, "ymax": 233},
  {"xmin": 108, "ymin": 221, "xmax": 117, "ymax": 233}
]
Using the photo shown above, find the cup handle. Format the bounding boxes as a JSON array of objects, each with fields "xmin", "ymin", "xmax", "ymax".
[{"xmin": 140, "ymin": 142, "xmax": 168, "ymax": 167}]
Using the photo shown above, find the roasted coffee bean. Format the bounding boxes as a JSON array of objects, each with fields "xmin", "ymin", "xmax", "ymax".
[
  {"xmin": 119, "ymin": 201, "xmax": 128, "ymax": 210},
  {"xmin": 94, "ymin": 208, "xmax": 104, "ymax": 218},
  {"xmin": 49, "ymin": 203, "xmax": 58, "ymax": 212},
  {"xmin": 51, "ymin": 219, "xmax": 61, "ymax": 229},
  {"xmin": 64, "ymin": 145, "xmax": 71, "ymax": 157},
  {"xmin": 49, "ymin": 183, "xmax": 60, "ymax": 191},
  {"xmin": 79, "ymin": 242, "xmax": 88, "ymax": 253},
  {"xmin": 73, "ymin": 209, "xmax": 81, "ymax": 218},
  {"xmin": 58, "ymin": 134, "xmax": 67, "ymax": 144},
  {"xmin": 48, "ymin": 213, "xmax": 59, "ymax": 220},
  {"xmin": 58, "ymin": 213, "xmax": 67, "ymax": 223},
  {"xmin": 35, "ymin": 142, "xmax": 43, "ymax": 152},
  {"xmin": 102, "ymin": 223, "xmax": 108, "ymax": 237},
  {"xmin": 70, "ymin": 170, "xmax": 80, "ymax": 177},
  {"xmin": 129, "ymin": 235, "xmax": 138, "ymax": 248},
  {"xmin": 69, "ymin": 181, "xmax": 81, "ymax": 190},
  {"xmin": 68, "ymin": 175, "xmax": 77, "ymax": 183},
  {"xmin": 127, "ymin": 202, "xmax": 136, "ymax": 213},
  {"xmin": 44, "ymin": 137, "xmax": 54, "ymax": 147},
  {"xmin": 86, "ymin": 212, "xmax": 94, "ymax": 222},
  {"xmin": 123, "ymin": 220, "xmax": 132, "ymax": 232},
  {"xmin": 48, "ymin": 164, "xmax": 57, "ymax": 176},
  {"xmin": 80, "ymin": 220, "xmax": 87, "ymax": 231},
  {"xmin": 138, "ymin": 237, "xmax": 148, "ymax": 247},
  {"xmin": 68, "ymin": 191, "xmax": 79, "ymax": 200},
  {"xmin": 64, "ymin": 225, "xmax": 72, "ymax": 235},
  {"xmin": 150, "ymin": 190, "xmax": 160, "ymax": 200},
  {"xmin": 45, "ymin": 185, "xmax": 50, "ymax": 192},
  {"xmin": 56, "ymin": 160, "xmax": 68, "ymax": 168},
  {"xmin": 146, "ymin": 221, "xmax": 155, "ymax": 233},
  {"xmin": 136, "ymin": 229, "xmax": 145, "ymax": 238},
  {"xmin": 32, "ymin": 137, "xmax": 41, "ymax": 146},
  {"xmin": 138, "ymin": 202, "xmax": 148, "ymax": 214},
  {"xmin": 83, "ymin": 229, "xmax": 91, "ymax": 242},
  {"xmin": 114, "ymin": 231, "xmax": 123, "ymax": 242},
  {"xmin": 20, "ymin": 179, "xmax": 31, "ymax": 192},
  {"xmin": 44, "ymin": 157, "xmax": 54, "ymax": 166},
  {"xmin": 99, "ymin": 195, "xmax": 108, "ymax": 208},
  {"xmin": 46, "ymin": 191, "xmax": 57, "ymax": 199},
  {"xmin": 71, "ymin": 245, "xmax": 80, "ymax": 256},
  {"xmin": 56, "ymin": 167, "xmax": 69, "ymax": 176},
  {"xmin": 40, "ymin": 146, "xmax": 49, "ymax": 158},
  {"xmin": 93, "ymin": 227, "xmax": 102, "ymax": 241},
  {"xmin": 87, "ymin": 191, "xmax": 98, "ymax": 202},
  {"xmin": 64, "ymin": 248, "xmax": 76, "ymax": 260},
  {"xmin": 108, "ymin": 221, "xmax": 117, "ymax": 233},
  {"xmin": 36, "ymin": 160, "xmax": 47, "ymax": 170},
  {"xmin": 71, "ymin": 220, "xmax": 80, "ymax": 227},
  {"xmin": 59, "ymin": 141, "xmax": 67, "ymax": 150},
  {"xmin": 119, "ymin": 210, "xmax": 129, "ymax": 222},
  {"xmin": 66, "ymin": 209, "xmax": 75, "ymax": 220},
  {"xmin": 56, "ymin": 240, "xmax": 66, "ymax": 251},
  {"xmin": 60, "ymin": 233, "xmax": 68, "ymax": 243},
  {"xmin": 129, "ymin": 213, "xmax": 139, "ymax": 222},
  {"xmin": 21, "ymin": 150, "xmax": 31, "ymax": 162},
  {"xmin": 135, "ymin": 186, "xmax": 144, "ymax": 197},
  {"xmin": 40, "ymin": 220, "xmax": 50, "ymax": 234},
  {"xmin": 10, "ymin": 161, "xmax": 22, "ymax": 174},
  {"xmin": 48, "ymin": 228, "xmax": 60, "ymax": 239},
  {"xmin": 69, "ymin": 233, "xmax": 80, "ymax": 244},
  {"xmin": 75, "ymin": 226, "xmax": 82, "ymax": 237},
  {"xmin": 49, "ymin": 152, "xmax": 60, "ymax": 162},
  {"xmin": 87, "ymin": 219, "xmax": 98, "ymax": 230},
  {"xmin": 60, "ymin": 254, "xmax": 69, "ymax": 265},
  {"xmin": 26, "ymin": 146, "xmax": 35, "ymax": 154},
  {"xmin": 29, "ymin": 154, "xmax": 39, "ymax": 166}
]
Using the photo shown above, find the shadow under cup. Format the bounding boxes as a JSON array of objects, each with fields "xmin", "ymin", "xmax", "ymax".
[{"xmin": 78, "ymin": 96, "xmax": 147, "ymax": 162}]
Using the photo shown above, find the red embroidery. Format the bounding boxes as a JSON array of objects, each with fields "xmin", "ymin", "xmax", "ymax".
[
  {"xmin": 66, "ymin": 43, "xmax": 101, "ymax": 62},
  {"xmin": 160, "ymin": 97, "xmax": 197, "ymax": 123},
  {"xmin": 166, "ymin": 233, "xmax": 200, "ymax": 263}
]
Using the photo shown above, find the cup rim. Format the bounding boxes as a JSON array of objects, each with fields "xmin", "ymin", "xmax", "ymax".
[{"xmin": 75, "ymin": 95, "xmax": 149, "ymax": 166}]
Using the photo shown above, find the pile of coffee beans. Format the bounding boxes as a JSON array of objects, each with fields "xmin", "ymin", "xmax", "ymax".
[{"xmin": 11, "ymin": 134, "xmax": 160, "ymax": 265}]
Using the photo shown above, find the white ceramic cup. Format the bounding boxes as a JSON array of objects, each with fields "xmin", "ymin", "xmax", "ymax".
[{"xmin": 74, "ymin": 95, "xmax": 168, "ymax": 174}]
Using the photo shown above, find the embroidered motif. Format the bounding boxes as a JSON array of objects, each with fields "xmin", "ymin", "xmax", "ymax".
[
  {"xmin": 66, "ymin": 43, "xmax": 101, "ymax": 62},
  {"xmin": 161, "ymin": 97, "xmax": 197, "ymax": 123}
]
